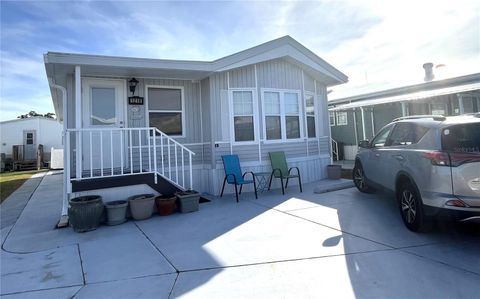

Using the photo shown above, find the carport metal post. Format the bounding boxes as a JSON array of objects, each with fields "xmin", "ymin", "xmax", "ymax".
[
  {"xmin": 75, "ymin": 66, "xmax": 82, "ymax": 179},
  {"xmin": 353, "ymin": 108, "xmax": 358, "ymax": 146},
  {"xmin": 360, "ymin": 107, "xmax": 366, "ymax": 140},
  {"xmin": 457, "ymin": 94, "xmax": 465, "ymax": 114}
]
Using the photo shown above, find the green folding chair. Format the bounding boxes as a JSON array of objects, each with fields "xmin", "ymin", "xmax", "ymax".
[{"xmin": 268, "ymin": 151, "xmax": 302, "ymax": 194}]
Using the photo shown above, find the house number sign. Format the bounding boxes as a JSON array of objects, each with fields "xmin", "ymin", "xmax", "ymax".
[{"xmin": 128, "ymin": 96, "xmax": 144, "ymax": 105}]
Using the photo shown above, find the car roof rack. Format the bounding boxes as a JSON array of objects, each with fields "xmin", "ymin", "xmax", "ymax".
[{"xmin": 393, "ymin": 115, "xmax": 446, "ymax": 122}]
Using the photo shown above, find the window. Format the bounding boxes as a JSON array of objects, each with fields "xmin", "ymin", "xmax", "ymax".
[
  {"xmin": 305, "ymin": 94, "xmax": 316, "ymax": 137},
  {"xmin": 386, "ymin": 123, "xmax": 429, "ymax": 146},
  {"xmin": 26, "ymin": 133, "xmax": 34, "ymax": 145},
  {"xmin": 91, "ymin": 87, "xmax": 116, "ymax": 125},
  {"xmin": 371, "ymin": 125, "xmax": 393, "ymax": 148},
  {"xmin": 232, "ymin": 90, "xmax": 255, "ymax": 142},
  {"xmin": 442, "ymin": 123, "xmax": 480, "ymax": 153},
  {"xmin": 262, "ymin": 89, "xmax": 302, "ymax": 141},
  {"xmin": 336, "ymin": 111, "xmax": 348, "ymax": 126},
  {"xmin": 329, "ymin": 111, "xmax": 335, "ymax": 126},
  {"xmin": 147, "ymin": 87, "xmax": 183, "ymax": 136}
]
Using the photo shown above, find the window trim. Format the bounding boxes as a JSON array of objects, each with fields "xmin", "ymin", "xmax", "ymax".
[
  {"xmin": 304, "ymin": 91, "xmax": 317, "ymax": 139},
  {"xmin": 329, "ymin": 111, "xmax": 336, "ymax": 126},
  {"xmin": 229, "ymin": 88, "xmax": 259, "ymax": 145},
  {"xmin": 145, "ymin": 85, "xmax": 186, "ymax": 138},
  {"xmin": 336, "ymin": 111, "xmax": 348, "ymax": 126},
  {"xmin": 261, "ymin": 88, "xmax": 303, "ymax": 143}
]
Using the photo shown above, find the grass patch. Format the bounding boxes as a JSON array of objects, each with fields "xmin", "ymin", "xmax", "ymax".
[{"xmin": 0, "ymin": 170, "xmax": 46, "ymax": 203}]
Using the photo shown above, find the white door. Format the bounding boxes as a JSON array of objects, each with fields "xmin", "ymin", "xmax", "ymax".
[
  {"xmin": 82, "ymin": 78, "xmax": 126, "ymax": 173},
  {"xmin": 23, "ymin": 130, "xmax": 36, "ymax": 160}
]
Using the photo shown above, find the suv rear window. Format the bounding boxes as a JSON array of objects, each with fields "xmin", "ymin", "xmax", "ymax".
[{"xmin": 442, "ymin": 123, "xmax": 480, "ymax": 153}]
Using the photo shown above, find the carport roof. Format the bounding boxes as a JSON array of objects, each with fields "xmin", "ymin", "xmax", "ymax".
[{"xmin": 329, "ymin": 80, "xmax": 480, "ymax": 111}]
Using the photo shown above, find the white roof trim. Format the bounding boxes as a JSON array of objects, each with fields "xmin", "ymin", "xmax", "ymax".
[
  {"xmin": 44, "ymin": 36, "xmax": 347, "ymax": 84},
  {"xmin": 329, "ymin": 82, "xmax": 480, "ymax": 111}
]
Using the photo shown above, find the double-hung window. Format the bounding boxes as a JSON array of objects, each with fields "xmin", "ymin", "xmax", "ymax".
[
  {"xmin": 263, "ymin": 89, "xmax": 302, "ymax": 141},
  {"xmin": 336, "ymin": 111, "xmax": 348, "ymax": 126},
  {"xmin": 305, "ymin": 93, "xmax": 316, "ymax": 138},
  {"xmin": 147, "ymin": 87, "xmax": 184, "ymax": 136},
  {"xmin": 329, "ymin": 111, "xmax": 336, "ymax": 126},
  {"xmin": 232, "ymin": 90, "xmax": 255, "ymax": 142}
]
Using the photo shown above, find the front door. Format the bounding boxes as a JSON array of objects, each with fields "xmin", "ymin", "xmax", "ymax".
[
  {"xmin": 82, "ymin": 78, "xmax": 126, "ymax": 173},
  {"xmin": 23, "ymin": 130, "xmax": 36, "ymax": 160}
]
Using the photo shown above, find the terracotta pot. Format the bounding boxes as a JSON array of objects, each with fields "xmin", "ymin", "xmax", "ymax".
[{"xmin": 155, "ymin": 195, "xmax": 177, "ymax": 216}]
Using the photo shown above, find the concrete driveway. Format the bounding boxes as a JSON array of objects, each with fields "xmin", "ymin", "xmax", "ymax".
[{"xmin": 1, "ymin": 171, "xmax": 479, "ymax": 298}]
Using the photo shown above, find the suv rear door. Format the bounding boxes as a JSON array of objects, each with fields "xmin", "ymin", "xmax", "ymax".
[{"xmin": 441, "ymin": 122, "xmax": 480, "ymax": 206}]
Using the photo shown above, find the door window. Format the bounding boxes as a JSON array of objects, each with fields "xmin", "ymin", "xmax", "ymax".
[
  {"xmin": 91, "ymin": 87, "xmax": 116, "ymax": 125},
  {"xmin": 371, "ymin": 125, "xmax": 393, "ymax": 147}
]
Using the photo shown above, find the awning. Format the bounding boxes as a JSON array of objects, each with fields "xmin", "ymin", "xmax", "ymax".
[{"xmin": 329, "ymin": 82, "xmax": 480, "ymax": 111}]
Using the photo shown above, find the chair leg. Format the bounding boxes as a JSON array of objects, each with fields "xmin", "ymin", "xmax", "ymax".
[
  {"xmin": 268, "ymin": 174, "xmax": 274, "ymax": 191},
  {"xmin": 253, "ymin": 179, "xmax": 258, "ymax": 199},
  {"xmin": 298, "ymin": 174, "xmax": 303, "ymax": 193},
  {"xmin": 234, "ymin": 184, "xmax": 239, "ymax": 203},
  {"xmin": 220, "ymin": 176, "xmax": 227, "ymax": 197},
  {"xmin": 280, "ymin": 177, "xmax": 285, "ymax": 195},
  {"xmin": 239, "ymin": 184, "xmax": 243, "ymax": 194},
  {"xmin": 285, "ymin": 178, "xmax": 289, "ymax": 189}
]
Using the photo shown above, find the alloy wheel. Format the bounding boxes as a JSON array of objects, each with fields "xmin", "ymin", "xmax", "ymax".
[
  {"xmin": 401, "ymin": 190, "xmax": 417, "ymax": 224},
  {"xmin": 354, "ymin": 167, "xmax": 365, "ymax": 189}
]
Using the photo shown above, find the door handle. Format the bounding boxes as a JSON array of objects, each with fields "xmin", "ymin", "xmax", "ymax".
[
  {"xmin": 394, "ymin": 155, "xmax": 404, "ymax": 161},
  {"xmin": 375, "ymin": 153, "xmax": 380, "ymax": 157}
]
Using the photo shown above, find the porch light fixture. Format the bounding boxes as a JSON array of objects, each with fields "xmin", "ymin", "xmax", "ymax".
[{"xmin": 129, "ymin": 77, "xmax": 139, "ymax": 95}]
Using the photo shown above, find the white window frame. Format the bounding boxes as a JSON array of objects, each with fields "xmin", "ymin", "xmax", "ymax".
[
  {"xmin": 329, "ymin": 111, "xmax": 336, "ymax": 126},
  {"xmin": 336, "ymin": 111, "xmax": 348, "ymax": 126},
  {"xmin": 304, "ymin": 91, "xmax": 317, "ymax": 139},
  {"xmin": 261, "ymin": 88, "xmax": 303, "ymax": 143},
  {"xmin": 229, "ymin": 88, "xmax": 259, "ymax": 144},
  {"xmin": 145, "ymin": 85, "xmax": 185, "ymax": 138}
]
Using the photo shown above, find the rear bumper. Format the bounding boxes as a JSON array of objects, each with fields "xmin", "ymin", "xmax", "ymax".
[{"xmin": 424, "ymin": 205, "xmax": 480, "ymax": 223}]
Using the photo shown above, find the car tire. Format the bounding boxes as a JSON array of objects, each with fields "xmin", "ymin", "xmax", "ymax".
[
  {"xmin": 397, "ymin": 181, "xmax": 432, "ymax": 232},
  {"xmin": 352, "ymin": 162, "xmax": 374, "ymax": 193}
]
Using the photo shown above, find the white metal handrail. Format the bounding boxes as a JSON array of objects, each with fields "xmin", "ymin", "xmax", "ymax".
[
  {"xmin": 66, "ymin": 127, "xmax": 195, "ymax": 191},
  {"xmin": 331, "ymin": 138, "xmax": 339, "ymax": 161}
]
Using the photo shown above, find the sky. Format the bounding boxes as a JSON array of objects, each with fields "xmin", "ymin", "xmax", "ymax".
[{"xmin": 1, "ymin": 0, "xmax": 479, "ymax": 121}]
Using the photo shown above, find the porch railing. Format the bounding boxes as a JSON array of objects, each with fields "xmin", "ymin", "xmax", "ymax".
[
  {"xmin": 66, "ymin": 127, "xmax": 195, "ymax": 191},
  {"xmin": 331, "ymin": 138, "xmax": 339, "ymax": 161}
]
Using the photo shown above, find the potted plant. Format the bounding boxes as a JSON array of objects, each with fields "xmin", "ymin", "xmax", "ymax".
[
  {"xmin": 128, "ymin": 194, "xmax": 155, "ymax": 220},
  {"xmin": 68, "ymin": 195, "xmax": 104, "ymax": 233},
  {"xmin": 175, "ymin": 190, "xmax": 200, "ymax": 213},
  {"xmin": 155, "ymin": 195, "xmax": 177, "ymax": 216},
  {"xmin": 104, "ymin": 200, "xmax": 128, "ymax": 225}
]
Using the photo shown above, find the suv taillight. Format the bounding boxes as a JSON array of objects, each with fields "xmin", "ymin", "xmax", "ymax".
[
  {"xmin": 423, "ymin": 151, "xmax": 450, "ymax": 166},
  {"xmin": 423, "ymin": 151, "xmax": 480, "ymax": 167}
]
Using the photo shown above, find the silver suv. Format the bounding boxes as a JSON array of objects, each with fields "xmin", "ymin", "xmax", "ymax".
[{"xmin": 353, "ymin": 114, "xmax": 480, "ymax": 232}]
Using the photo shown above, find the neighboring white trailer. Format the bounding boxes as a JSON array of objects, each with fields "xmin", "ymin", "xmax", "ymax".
[{"xmin": 0, "ymin": 117, "xmax": 63, "ymax": 162}]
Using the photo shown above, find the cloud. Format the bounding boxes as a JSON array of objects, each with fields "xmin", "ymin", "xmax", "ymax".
[{"xmin": 1, "ymin": 0, "xmax": 479, "ymax": 120}]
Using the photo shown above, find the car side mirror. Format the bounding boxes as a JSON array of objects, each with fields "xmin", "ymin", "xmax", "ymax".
[{"xmin": 358, "ymin": 140, "xmax": 370, "ymax": 148}]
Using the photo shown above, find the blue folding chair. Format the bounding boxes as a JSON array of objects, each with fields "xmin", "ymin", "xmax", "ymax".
[{"xmin": 220, "ymin": 155, "xmax": 258, "ymax": 202}]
